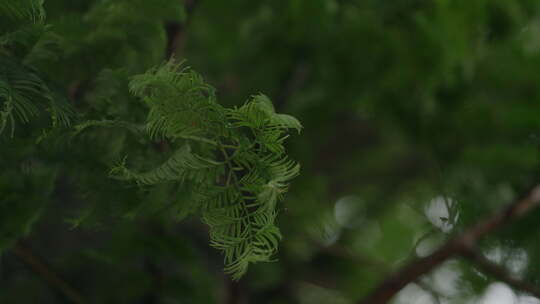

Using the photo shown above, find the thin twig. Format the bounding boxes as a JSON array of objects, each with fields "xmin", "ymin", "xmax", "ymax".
[
  {"xmin": 11, "ymin": 243, "xmax": 86, "ymax": 304},
  {"xmin": 358, "ymin": 183, "xmax": 540, "ymax": 304}
]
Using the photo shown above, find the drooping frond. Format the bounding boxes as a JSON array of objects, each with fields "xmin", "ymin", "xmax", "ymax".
[
  {"xmin": 0, "ymin": 0, "xmax": 72, "ymax": 137},
  {"xmin": 98, "ymin": 61, "xmax": 302, "ymax": 279},
  {"xmin": 0, "ymin": 58, "xmax": 73, "ymax": 136},
  {"xmin": 0, "ymin": 59, "xmax": 45, "ymax": 136}
]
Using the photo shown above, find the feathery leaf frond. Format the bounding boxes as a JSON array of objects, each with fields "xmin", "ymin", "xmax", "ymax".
[
  {"xmin": 100, "ymin": 61, "xmax": 302, "ymax": 279},
  {"xmin": 0, "ymin": 58, "xmax": 73, "ymax": 136}
]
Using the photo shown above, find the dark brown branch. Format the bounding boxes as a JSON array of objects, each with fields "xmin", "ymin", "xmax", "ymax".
[
  {"xmin": 318, "ymin": 242, "xmax": 445, "ymax": 302},
  {"xmin": 461, "ymin": 248, "xmax": 540, "ymax": 299},
  {"xmin": 165, "ymin": 0, "xmax": 198, "ymax": 59},
  {"xmin": 224, "ymin": 278, "xmax": 246, "ymax": 304},
  {"xmin": 358, "ymin": 184, "xmax": 540, "ymax": 304},
  {"xmin": 223, "ymin": 277, "xmax": 249, "ymax": 304},
  {"xmin": 11, "ymin": 243, "xmax": 86, "ymax": 304}
]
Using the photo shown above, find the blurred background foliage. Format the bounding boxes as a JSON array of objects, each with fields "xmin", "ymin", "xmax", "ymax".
[{"xmin": 3, "ymin": 0, "xmax": 540, "ymax": 303}]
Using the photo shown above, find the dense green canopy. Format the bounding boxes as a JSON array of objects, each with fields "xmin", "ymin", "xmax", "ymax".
[{"xmin": 2, "ymin": 1, "xmax": 540, "ymax": 303}]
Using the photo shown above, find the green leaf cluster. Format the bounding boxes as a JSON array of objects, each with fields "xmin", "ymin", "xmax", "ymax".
[{"xmin": 100, "ymin": 61, "xmax": 302, "ymax": 279}]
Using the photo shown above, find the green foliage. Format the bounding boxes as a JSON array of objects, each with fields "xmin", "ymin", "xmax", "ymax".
[
  {"xmin": 5, "ymin": 0, "xmax": 540, "ymax": 303},
  {"xmin": 0, "ymin": 0, "xmax": 45, "ymax": 31},
  {"xmin": 0, "ymin": 0, "xmax": 72, "ymax": 137},
  {"xmin": 99, "ymin": 61, "xmax": 302, "ymax": 279}
]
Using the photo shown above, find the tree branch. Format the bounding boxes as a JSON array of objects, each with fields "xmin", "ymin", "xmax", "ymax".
[
  {"xmin": 358, "ymin": 184, "xmax": 540, "ymax": 304},
  {"xmin": 165, "ymin": 0, "xmax": 198, "ymax": 59},
  {"xmin": 223, "ymin": 278, "xmax": 248, "ymax": 304},
  {"xmin": 317, "ymin": 241, "xmax": 446, "ymax": 302},
  {"xmin": 12, "ymin": 243, "xmax": 86, "ymax": 304},
  {"xmin": 461, "ymin": 247, "xmax": 540, "ymax": 298}
]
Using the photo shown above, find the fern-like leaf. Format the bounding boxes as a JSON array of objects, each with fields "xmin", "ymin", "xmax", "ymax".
[
  {"xmin": 0, "ymin": 58, "xmax": 73, "ymax": 136},
  {"xmin": 88, "ymin": 61, "xmax": 302, "ymax": 279}
]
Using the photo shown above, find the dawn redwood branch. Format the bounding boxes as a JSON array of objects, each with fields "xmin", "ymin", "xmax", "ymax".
[
  {"xmin": 12, "ymin": 243, "xmax": 86, "ymax": 304},
  {"xmin": 358, "ymin": 184, "xmax": 540, "ymax": 304},
  {"xmin": 461, "ymin": 248, "xmax": 540, "ymax": 299},
  {"xmin": 165, "ymin": 0, "xmax": 198, "ymax": 59},
  {"xmin": 224, "ymin": 278, "xmax": 248, "ymax": 304},
  {"xmin": 317, "ymin": 241, "xmax": 445, "ymax": 301}
]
